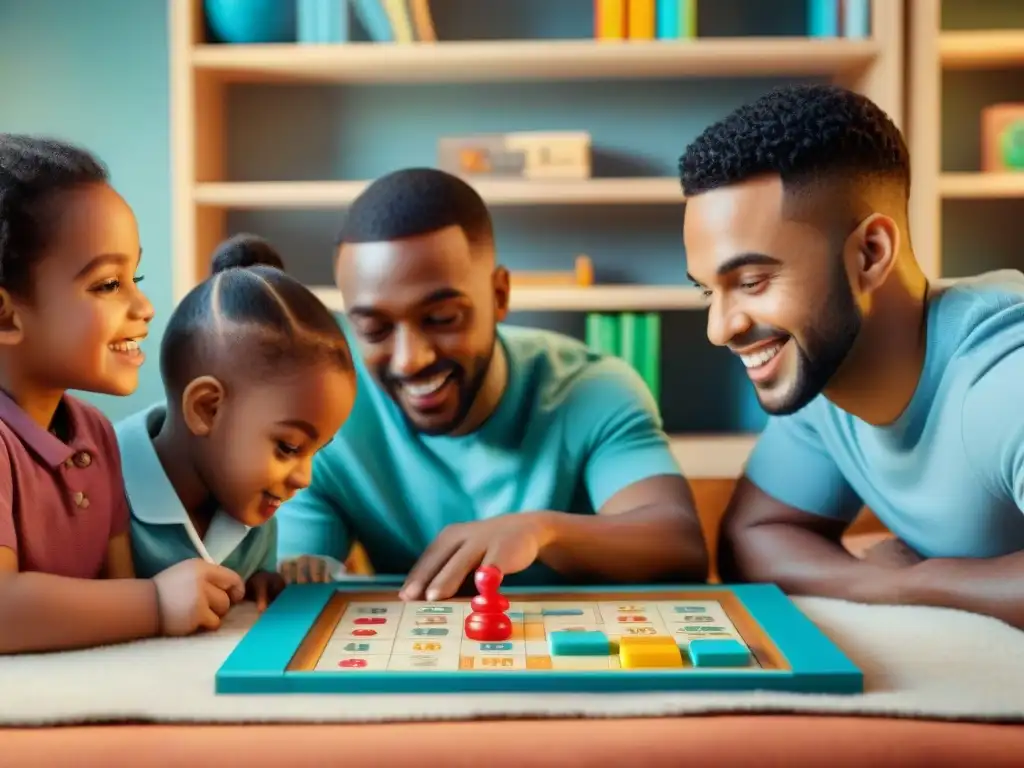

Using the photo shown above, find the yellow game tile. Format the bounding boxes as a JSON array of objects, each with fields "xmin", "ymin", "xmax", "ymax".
[
  {"xmin": 524, "ymin": 623, "xmax": 546, "ymax": 640},
  {"xmin": 526, "ymin": 656, "xmax": 552, "ymax": 669},
  {"xmin": 619, "ymin": 636, "xmax": 683, "ymax": 669}
]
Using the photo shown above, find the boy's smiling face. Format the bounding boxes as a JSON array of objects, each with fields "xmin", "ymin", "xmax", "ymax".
[{"xmin": 5, "ymin": 182, "xmax": 154, "ymax": 396}]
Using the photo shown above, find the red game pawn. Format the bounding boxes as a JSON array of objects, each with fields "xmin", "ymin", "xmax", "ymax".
[{"xmin": 464, "ymin": 565, "xmax": 512, "ymax": 642}]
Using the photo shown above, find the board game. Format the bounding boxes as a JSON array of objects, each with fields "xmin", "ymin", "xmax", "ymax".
[{"xmin": 216, "ymin": 577, "xmax": 863, "ymax": 695}]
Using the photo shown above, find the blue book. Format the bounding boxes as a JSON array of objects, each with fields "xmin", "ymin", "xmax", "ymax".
[
  {"xmin": 656, "ymin": 0, "xmax": 680, "ymax": 40},
  {"xmin": 843, "ymin": 0, "xmax": 869, "ymax": 39},
  {"xmin": 352, "ymin": 0, "xmax": 394, "ymax": 42},
  {"xmin": 297, "ymin": 0, "xmax": 350, "ymax": 43},
  {"xmin": 808, "ymin": 0, "xmax": 838, "ymax": 38}
]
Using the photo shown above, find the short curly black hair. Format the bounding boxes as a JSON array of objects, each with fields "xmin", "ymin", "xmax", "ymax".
[
  {"xmin": 337, "ymin": 167, "xmax": 493, "ymax": 248},
  {"xmin": 679, "ymin": 84, "xmax": 910, "ymax": 199}
]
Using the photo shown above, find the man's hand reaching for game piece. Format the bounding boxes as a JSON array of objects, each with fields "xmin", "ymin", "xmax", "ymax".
[
  {"xmin": 152, "ymin": 559, "xmax": 246, "ymax": 637},
  {"xmin": 247, "ymin": 570, "xmax": 286, "ymax": 612},
  {"xmin": 279, "ymin": 555, "xmax": 334, "ymax": 585},
  {"xmin": 401, "ymin": 513, "xmax": 557, "ymax": 602}
]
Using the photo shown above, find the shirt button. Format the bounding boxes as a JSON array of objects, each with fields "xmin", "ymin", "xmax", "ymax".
[
  {"xmin": 73, "ymin": 451, "xmax": 92, "ymax": 468},
  {"xmin": 73, "ymin": 491, "xmax": 90, "ymax": 509}
]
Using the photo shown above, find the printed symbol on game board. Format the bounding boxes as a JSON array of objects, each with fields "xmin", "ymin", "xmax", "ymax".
[
  {"xmin": 678, "ymin": 625, "xmax": 728, "ymax": 634},
  {"xmin": 623, "ymin": 626, "xmax": 657, "ymax": 636},
  {"xmin": 617, "ymin": 605, "xmax": 645, "ymax": 612},
  {"xmin": 351, "ymin": 628, "xmax": 378, "ymax": 637},
  {"xmin": 680, "ymin": 614, "xmax": 714, "ymax": 623},
  {"xmin": 410, "ymin": 655, "xmax": 439, "ymax": 668},
  {"xmin": 417, "ymin": 606, "xmax": 453, "ymax": 614},
  {"xmin": 354, "ymin": 617, "xmax": 387, "ymax": 625},
  {"xmin": 674, "ymin": 606, "xmax": 706, "ymax": 613},
  {"xmin": 617, "ymin": 615, "xmax": 648, "ymax": 623},
  {"xmin": 356, "ymin": 607, "xmax": 388, "ymax": 615},
  {"xmin": 412, "ymin": 642, "xmax": 442, "ymax": 652},
  {"xmin": 479, "ymin": 642, "xmax": 513, "ymax": 652},
  {"xmin": 480, "ymin": 657, "xmax": 514, "ymax": 668},
  {"xmin": 416, "ymin": 616, "xmax": 447, "ymax": 625},
  {"xmin": 338, "ymin": 658, "xmax": 368, "ymax": 668},
  {"xmin": 411, "ymin": 627, "xmax": 449, "ymax": 636},
  {"xmin": 559, "ymin": 626, "xmax": 589, "ymax": 632},
  {"xmin": 343, "ymin": 642, "xmax": 371, "ymax": 652}
]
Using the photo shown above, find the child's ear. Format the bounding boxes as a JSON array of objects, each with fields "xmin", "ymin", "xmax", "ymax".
[
  {"xmin": 181, "ymin": 376, "xmax": 226, "ymax": 437},
  {"xmin": 0, "ymin": 288, "xmax": 24, "ymax": 345}
]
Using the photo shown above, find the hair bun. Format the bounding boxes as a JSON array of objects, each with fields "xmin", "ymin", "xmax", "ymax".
[{"xmin": 210, "ymin": 233, "xmax": 285, "ymax": 274}]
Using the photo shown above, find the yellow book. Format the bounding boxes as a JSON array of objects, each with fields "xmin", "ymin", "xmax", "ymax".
[
  {"xmin": 628, "ymin": 0, "xmax": 656, "ymax": 39},
  {"xmin": 382, "ymin": 0, "xmax": 414, "ymax": 42},
  {"xmin": 595, "ymin": 0, "xmax": 626, "ymax": 40}
]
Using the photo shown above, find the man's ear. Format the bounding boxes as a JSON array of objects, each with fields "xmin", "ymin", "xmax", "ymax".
[
  {"xmin": 849, "ymin": 213, "xmax": 900, "ymax": 294},
  {"xmin": 181, "ymin": 376, "xmax": 226, "ymax": 437},
  {"xmin": 0, "ymin": 288, "xmax": 24, "ymax": 346},
  {"xmin": 492, "ymin": 265, "xmax": 510, "ymax": 323}
]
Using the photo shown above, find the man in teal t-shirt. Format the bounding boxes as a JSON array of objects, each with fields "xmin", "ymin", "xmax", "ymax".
[
  {"xmin": 680, "ymin": 83, "xmax": 1024, "ymax": 630},
  {"xmin": 276, "ymin": 168, "xmax": 708, "ymax": 600}
]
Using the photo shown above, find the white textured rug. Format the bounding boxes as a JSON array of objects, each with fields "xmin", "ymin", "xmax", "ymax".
[{"xmin": 2, "ymin": 597, "xmax": 1024, "ymax": 726}]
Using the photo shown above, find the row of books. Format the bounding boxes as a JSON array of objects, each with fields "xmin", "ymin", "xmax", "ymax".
[
  {"xmin": 595, "ymin": 1, "xmax": 698, "ymax": 41},
  {"xmin": 296, "ymin": 0, "xmax": 435, "ymax": 44},
  {"xmin": 585, "ymin": 312, "xmax": 662, "ymax": 403},
  {"xmin": 293, "ymin": 0, "xmax": 868, "ymax": 46}
]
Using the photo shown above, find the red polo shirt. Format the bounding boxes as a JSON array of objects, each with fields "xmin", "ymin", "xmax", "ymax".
[{"xmin": 0, "ymin": 390, "xmax": 129, "ymax": 577}]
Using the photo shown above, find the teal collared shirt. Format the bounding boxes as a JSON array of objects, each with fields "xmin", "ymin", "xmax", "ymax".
[{"xmin": 114, "ymin": 402, "xmax": 277, "ymax": 581}]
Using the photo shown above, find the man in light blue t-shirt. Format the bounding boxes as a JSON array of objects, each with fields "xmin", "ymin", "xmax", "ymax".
[
  {"xmin": 680, "ymin": 83, "xmax": 1024, "ymax": 630},
  {"xmin": 276, "ymin": 168, "xmax": 708, "ymax": 599}
]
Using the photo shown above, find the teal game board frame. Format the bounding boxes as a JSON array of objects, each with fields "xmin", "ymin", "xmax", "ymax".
[{"xmin": 215, "ymin": 580, "xmax": 862, "ymax": 695}]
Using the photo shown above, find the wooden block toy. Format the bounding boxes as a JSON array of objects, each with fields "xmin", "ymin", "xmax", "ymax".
[
  {"xmin": 510, "ymin": 255, "xmax": 594, "ymax": 288},
  {"xmin": 216, "ymin": 579, "xmax": 864, "ymax": 695},
  {"xmin": 619, "ymin": 635, "xmax": 683, "ymax": 669},
  {"xmin": 549, "ymin": 629, "xmax": 611, "ymax": 656},
  {"xmin": 688, "ymin": 638, "xmax": 752, "ymax": 667},
  {"xmin": 981, "ymin": 103, "xmax": 1024, "ymax": 172}
]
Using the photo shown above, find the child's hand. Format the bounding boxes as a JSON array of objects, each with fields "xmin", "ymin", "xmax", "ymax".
[
  {"xmin": 246, "ymin": 570, "xmax": 286, "ymax": 612},
  {"xmin": 152, "ymin": 559, "xmax": 246, "ymax": 636},
  {"xmin": 278, "ymin": 555, "xmax": 336, "ymax": 584}
]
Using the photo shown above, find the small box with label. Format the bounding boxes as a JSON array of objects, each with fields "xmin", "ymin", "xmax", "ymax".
[{"xmin": 438, "ymin": 131, "xmax": 591, "ymax": 180}]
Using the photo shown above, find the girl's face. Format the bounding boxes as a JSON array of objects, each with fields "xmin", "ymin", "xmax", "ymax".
[
  {"xmin": 10, "ymin": 183, "xmax": 154, "ymax": 396},
  {"xmin": 191, "ymin": 362, "xmax": 355, "ymax": 527}
]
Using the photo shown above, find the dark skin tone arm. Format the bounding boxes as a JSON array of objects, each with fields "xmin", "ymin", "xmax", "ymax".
[
  {"xmin": 402, "ymin": 474, "xmax": 709, "ymax": 601},
  {"xmin": 718, "ymin": 476, "xmax": 1024, "ymax": 630},
  {"xmin": 0, "ymin": 541, "xmax": 161, "ymax": 654}
]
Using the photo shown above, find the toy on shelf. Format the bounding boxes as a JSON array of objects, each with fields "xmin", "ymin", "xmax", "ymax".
[
  {"xmin": 510, "ymin": 255, "xmax": 594, "ymax": 288},
  {"xmin": 981, "ymin": 103, "xmax": 1024, "ymax": 172},
  {"xmin": 439, "ymin": 131, "xmax": 592, "ymax": 180}
]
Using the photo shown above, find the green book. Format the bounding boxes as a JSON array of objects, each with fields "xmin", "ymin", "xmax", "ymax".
[
  {"xmin": 640, "ymin": 312, "xmax": 661, "ymax": 403},
  {"xmin": 585, "ymin": 312, "xmax": 621, "ymax": 356}
]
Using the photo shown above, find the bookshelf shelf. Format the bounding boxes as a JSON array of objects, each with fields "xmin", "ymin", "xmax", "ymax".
[
  {"xmin": 309, "ymin": 284, "xmax": 705, "ymax": 313},
  {"xmin": 669, "ymin": 434, "xmax": 755, "ymax": 479},
  {"xmin": 940, "ymin": 172, "xmax": 1024, "ymax": 199},
  {"xmin": 939, "ymin": 30, "xmax": 1024, "ymax": 69},
  {"xmin": 191, "ymin": 37, "xmax": 882, "ymax": 84},
  {"xmin": 194, "ymin": 178, "xmax": 684, "ymax": 208},
  {"xmin": 171, "ymin": 0, "xmax": 905, "ymax": 483}
]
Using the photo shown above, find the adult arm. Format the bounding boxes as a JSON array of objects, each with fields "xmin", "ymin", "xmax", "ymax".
[
  {"xmin": 716, "ymin": 407, "xmax": 884, "ymax": 599},
  {"xmin": 402, "ymin": 359, "xmax": 709, "ymax": 600},
  {"xmin": 534, "ymin": 359, "xmax": 708, "ymax": 582},
  {"xmin": 885, "ymin": 347, "xmax": 1024, "ymax": 629}
]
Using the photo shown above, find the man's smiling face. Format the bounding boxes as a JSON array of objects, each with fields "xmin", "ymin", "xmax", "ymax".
[{"xmin": 683, "ymin": 174, "xmax": 862, "ymax": 415}]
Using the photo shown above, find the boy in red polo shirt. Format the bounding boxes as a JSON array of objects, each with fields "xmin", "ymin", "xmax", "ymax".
[{"xmin": 0, "ymin": 134, "xmax": 246, "ymax": 654}]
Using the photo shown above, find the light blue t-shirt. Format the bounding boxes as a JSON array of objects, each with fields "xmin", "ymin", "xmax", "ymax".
[
  {"xmin": 275, "ymin": 323, "xmax": 682, "ymax": 581},
  {"xmin": 114, "ymin": 403, "xmax": 278, "ymax": 581},
  {"xmin": 744, "ymin": 270, "xmax": 1024, "ymax": 559}
]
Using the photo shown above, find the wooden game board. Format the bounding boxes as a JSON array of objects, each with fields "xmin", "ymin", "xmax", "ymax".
[{"xmin": 216, "ymin": 582, "xmax": 862, "ymax": 695}]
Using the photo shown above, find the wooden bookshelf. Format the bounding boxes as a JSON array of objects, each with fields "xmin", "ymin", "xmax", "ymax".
[
  {"xmin": 309, "ymin": 284, "xmax": 705, "ymax": 313},
  {"xmin": 939, "ymin": 30, "xmax": 1024, "ymax": 69},
  {"xmin": 194, "ymin": 178, "xmax": 684, "ymax": 208},
  {"xmin": 906, "ymin": 2, "xmax": 1024, "ymax": 281},
  {"xmin": 170, "ymin": 0, "xmax": 905, "ymax": 482},
  {"xmin": 191, "ymin": 37, "xmax": 883, "ymax": 84}
]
